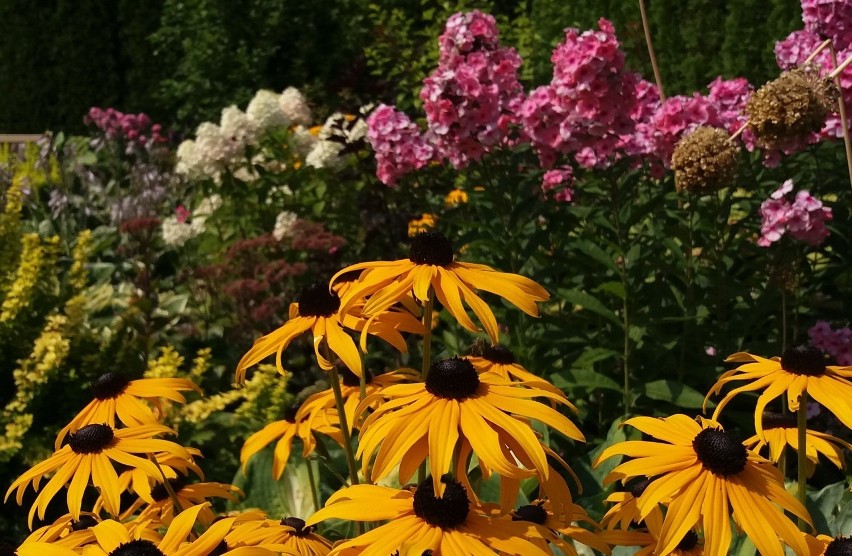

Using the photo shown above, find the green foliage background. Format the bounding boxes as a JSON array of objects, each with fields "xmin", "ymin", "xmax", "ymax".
[{"xmin": 0, "ymin": 0, "xmax": 803, "ymax": 133}]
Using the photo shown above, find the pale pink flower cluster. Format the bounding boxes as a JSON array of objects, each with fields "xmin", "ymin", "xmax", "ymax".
[
  {"xmin": 421, "ymin": 10, "xmax": 524, "ymax": 168},
  {"xmin": 757, "ymin": 179, "xmax": 832, "ymax": 246},
  {"xmin": 541, "ymin": 167, "xmax": 574, "ymax": 203},
  {"xmin": 802, "ymin": 0, "xmax": 852, "ymax": 49},
  {"xmin": 809, "ymin": 320, "xmax": 852, "ymax": 364},
  {"xmin": 519, "ymin": 19, "xmax": 638, "ymax": 169},
  {"xmin": 366, "ymin": 105, "xmax": 435, "ymax": 186}
]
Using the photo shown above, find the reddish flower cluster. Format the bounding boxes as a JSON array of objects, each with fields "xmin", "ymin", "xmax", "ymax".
[
  {"xmin": 420, "ymin": 10, "xmax": 525, "ymax": 168},
  {"xmin": 85, "ymin": 107, "xmax": 168, "ymax": 148},
  {"xmin": 757, "ymin": 179, "xmax": 833, "ymax": 247},
  {"xmin": 649, "ymin": 95, "xmax": 723, "ymax": 166},
  {"xmin": 366, "ymin": 105, "xmax": 434, "ymax": 186},
  {"xmin": 520, "ymin": 19, "xmax": 639, "ymax": 168},
  {"xmin": 809, "ymin": 320, "xmax": 852, "ymax": 364}
]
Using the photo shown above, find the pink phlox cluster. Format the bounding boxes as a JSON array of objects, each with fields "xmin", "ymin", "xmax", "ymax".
[
  {"xmin": 541, "ymin": 167, "xmax": 574, "ymax": 203},
  {"xmin": 438, "ymin": 10, "xmax": 501, "ymax": 60},
  {"xmin": 520, "ymin": 19, "xmax": 639, "ymax": 169},
  {"xmin": 86, "ymin": 107, "xmax": 167, "ymax": 149},
  {"xmin": 809, "ymin": 320, "xmax": 852, "ymax": 364},
  {"xmin": 421, "ymin": 11, "xmax": 525, "ymax": 168},
  {"xmin": 801, "ymin": 0, "xmax": 852, "ymax": 50},
  {"xmin": 649, "ymin": 94, "xmax": 722, "ymax": 166},
  {"xmin": 757, "ymin": 179, "xmax": 832, "ymax": 246},
  {"xmin": 707, "ymin": 77, "xmax": 753, "ymax": 132},
  {"xmin": 616, "ymin": 78, "xmax": 662, "ymax": 173},
  {"xmin": 366, "ymin": 104, "xmax": 435, "ymax": 186}
]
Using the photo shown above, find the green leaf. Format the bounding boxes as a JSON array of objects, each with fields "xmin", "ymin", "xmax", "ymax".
[
  {"xmin": 574, "ymin": 239, "xmax": 617, "ymax": 272},
  {"xmin": 595, "ymin": 281, "xmax": 626, "ymax": 300},
  {"xmin": 558, "ymin": 288, "xmax": 621, "ymax": 326},
  {"xmin": 641, "ymin": 380, "xmax": 708, "ymax": 409},
  {"xmin": 230, "ymin": 446, "xmax": 317, "ymax": 517},
  {"xmin": 807, "ymin": 481, "xmax": 852, "ymax": 536},
  {"xmin": 551, "ymin": 368, "xmax": 621, "ymax": 392}
]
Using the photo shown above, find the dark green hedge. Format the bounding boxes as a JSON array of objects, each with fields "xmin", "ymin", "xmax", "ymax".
[{"xmin": 0, "ymin": 0, "xmax": 803, "ymax": 133}]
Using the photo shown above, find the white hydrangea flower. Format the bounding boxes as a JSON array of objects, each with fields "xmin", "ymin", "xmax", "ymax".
[
  {"xmin": 195, "ymin": 194, "xmax": 222, "ymax": 218},
  {"xmin": 162, "ymin": 215, "xmax": 204, "ymax": 247},
  {"xmin": 290, "ymin": 125, "xmax": 319, "ymax": 156},
  {"xmin": 265, "ymin": 185, "xmax": 294, "ymax": 205},
  {"xmin": 318, "ymin": 112, "xmax": 346, "ymax": 140},
  {"xmin": 193, "ymin": 122, "xmax": 229, "ymax": 180},
  {"xmin": 247, "ymin": 89, "xmax": 289, "ymax": 129},
  {"xmin": 348, "ymin": 118, "xmax": 368, "ymax": 143},
  {"xmin": 278, "ymin": 87, "xmax": 312, "ymax": 126},
  {"xmin": 175, "ymin": 139, "xmax": 200, "ymax": 177},
  {"xmin": 220, "ymin": 105, "xmax": 258, "ymax": 145},
  {"xmin": 305, "ymin": 141, "xmax": 344, "ymax": 169},
  {"xmin": 273, "ymin": 211, "xmax": 299, "ymax": 241}
]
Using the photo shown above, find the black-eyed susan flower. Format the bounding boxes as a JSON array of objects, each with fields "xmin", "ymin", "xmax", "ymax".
[
  {"xmin": 600, "ymin": 478, "xmax": 664, "ymax": 536},
  {"xmin": 224, "ymin": 516, "xmax": 333, "ymax": 555},
  {"xmin": 744, "ymin": 411, "xmax": 852, "ymax": 476},
  {"xmin": 595, "ymin": 414, "xmax": 812, "ymax": 556},
  {"xmin": 241, "ymin": 405, "xmax": 342, "ymax": 479},
  {"xmin": 127, "ymin": 476, "xmax": 243, "ymax": 526},
  {"xmin": 236, "ymin": 281, "xmax": 420, "ymax": 382},
  {"xmin": 92, "ymin": 447, "xmax": 204, "ymax": 515},
  {"xmin": 814, "ymin": 535, "xmax": 851, "ymax": 555},
  {"xmin": 467, "ymin": 344, "xmax": 565, "ymax": 398},
  {"xmin": 55, "ymin": 372, "xmax": 201, "ymax": 449},
  {"xmin": 601, "ymin": 529, "xmax": 705, "ymax": 555},
  {"xmin": 297, "ymin": 367, "xmax": 417, "ymax": 432},
  {"xmin": 5, "ymin": 423, "xmax": 193, "ymax": 528},
  {"xmin": 705, "ymin": 346, "xmax": 852, "ymax": 437},
  {"xmin": 357, "ymin": 357, "xmax": 584, "ymax": 495},
  {"xmin": 72, "ymin": 503, "xmax": 280, "ymax": 556},
  {"xmin": 305, "ymin": 476, "xmax": 553, "ymax": 555},
  {"xmin": 444, "ymin": 189, "xmax": 469, "ymax": 207},
  {"xmin": 511, "ymin": 500, "xmax": 610, "ymax": 556},
  {"xmin": 18, "ymin": 511, "xmax": 163, "ymax": 552},
  {"xmin": 332, "ymin": 231, "xmax": 549, "ymax": 344},
  {"xmin": 407, "ymin": 213, "xmax": 437, "ymax": 237}
]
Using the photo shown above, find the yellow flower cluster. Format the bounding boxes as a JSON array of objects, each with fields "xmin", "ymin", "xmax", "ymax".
[
  {"xmin": 68, "ymin": 229, "xmax": 92, "ymax": 291},
  {"xmin": 0, "ymin": 314, "xmax": 70, "ymax": 462},
  {"xmin": 180, "ymin": 364, "xmax": 288, "ymax": 425},
  {"xmin": 143, "ymin": 345, "xmax": 185, "ymax": 378},
  {"xmin": 0, "ymin": 234, "xmax": 59, "ymax": 323}
]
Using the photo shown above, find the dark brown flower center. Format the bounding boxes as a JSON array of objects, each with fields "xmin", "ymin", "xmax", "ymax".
[
  {"xmin": 341, "ymin": 367, "xmax": 371, "ymax": 387},
  {"xmin": 297, "ymin": 282, "xmax": 340, "ymax": 318},
  {"xmin": 283, "ymin": 404, "xmax": 300, "ymax": 423},
  {"xmin": 109, "ymin": 540, "xmax": 164, "ymax": 556},
  {"xmin": 71, "ymin": 515, "xmax": 99, "ymax": 530},
  {"xmin": 68, "ymin": 424, "xmax": 115, "ymax": 454},
  {"xmin": 825, "ymin": 536, "xmax": 852, "ymax": 556},
  {"xmin": 426, "ymin": 357, "xmax": 480, "ymax": 399},
  {"xmin": 692, "ymin": 428, "xmax": 747, "ymax": 476},
  {"xmin": 761, "ymin": 411, "xmax": 798, "ymax": 430},
  {"xmin": 91, "ymin": 372, "xmax": 131, "ymax": 400},
  {"xmin": 512, "ymin": 503, "xmax": 548, "ymax": 524},
  {"xmin": 677, "ymin": 530, "xmax": 699, "ymax": 551},
  {"xmin": 413, "ymin": 475, "xmax": 470, "ymax": 528},
  {"xmin": 150, "ymin": 476, "xmax": 187, "ymax": 502},
  {"xmin": 781, "ymin": 345, "xmax": 827, "ymax": 376},
  {"xmin": 281, "ymin": 516, "xmax": 313, "ymax": 537},
  {"xmin": 209, "ymin": 541, "xmax": 229, "ymax": 556},
  {"xmin": 630, "ymin": 477, "xmax": 652, "ymax": 499},
  {"xmin": 482, "ymin": 344, "xmax": 515, "ymax": 365},
  {"xmin": 409, "ymin": 231, "xmax": 454, "ymax": 266}
]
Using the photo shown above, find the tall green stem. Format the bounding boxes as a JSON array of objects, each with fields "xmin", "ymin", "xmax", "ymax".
[
  {"xmin": 306, "ymin": 456, "xmax": 321, "ymax": 512},
  {"xmin": 327, "ymin": 365, "xmax": 360, "ymax": 487},
  {"xmin": 796, "ymin": 391, "xmax": 808, "ymax": 530},
  {"xmin": 421, "ymin": 291, "xmax": 434, "ymax": 380}
]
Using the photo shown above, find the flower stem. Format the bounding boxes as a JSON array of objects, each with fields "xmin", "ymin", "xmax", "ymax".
[
  {"xmin": 306, "ymin": 456, "xmax": 321, "ymax": 512},
  {"xmin": 148, "ymin": 454, "xmax": 197, "ymax": 539},
  {"xmin": 796, "ymin": 391, "xmax": 808, "ymax": 530},
  {"xmin": 781, "ymin": 289, "xmax": 788, "ymax": 352},
  {"xmin": 418, "ymin": 289, "xmax": 435, "ymax": 483},
  {"xmin": 328, "ymin": 366, "xmax": 360, "ymax": 487},
  {"xmin": 829, "ymin": 44, "xmax": 852, "ymax": 194},
  {"xmin": 638, "ymin": 0, "xmax": 666, "ymax": 100},
  {"xmin": 421, "ymin": 290, "xmax": 435, "ymax": 380}
]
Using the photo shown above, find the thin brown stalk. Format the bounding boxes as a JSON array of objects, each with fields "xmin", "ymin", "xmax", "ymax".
[
  {"xmin": 638, "ymin": 0, "xmax": 666, "ymax": 100},
  {"xmin": 829, "ymin": 44, "xmax": 852, "ymax": 193}
]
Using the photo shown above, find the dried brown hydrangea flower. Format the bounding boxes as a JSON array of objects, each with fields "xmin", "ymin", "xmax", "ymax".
[
  {"xmin": 745, "ymin": 64, "xmax": 839, "ymax": 150},
  {"xmin": 671, "ymin": 126, "xmax": 740, "ymax": 194}
]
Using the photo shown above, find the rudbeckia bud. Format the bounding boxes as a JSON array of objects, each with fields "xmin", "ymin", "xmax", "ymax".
[
  {"xmin": 671, "ymin": 126, "xmax": 739, "ymax": 194},
  {"xmin": 745, "ymin": 65, "xmax": 838, "ymax": 150}
]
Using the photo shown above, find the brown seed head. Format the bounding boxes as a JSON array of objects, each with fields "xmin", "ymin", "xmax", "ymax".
[{"xmin": 671, "ymin": 126, "xmax": 740, "ymax": 194}]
